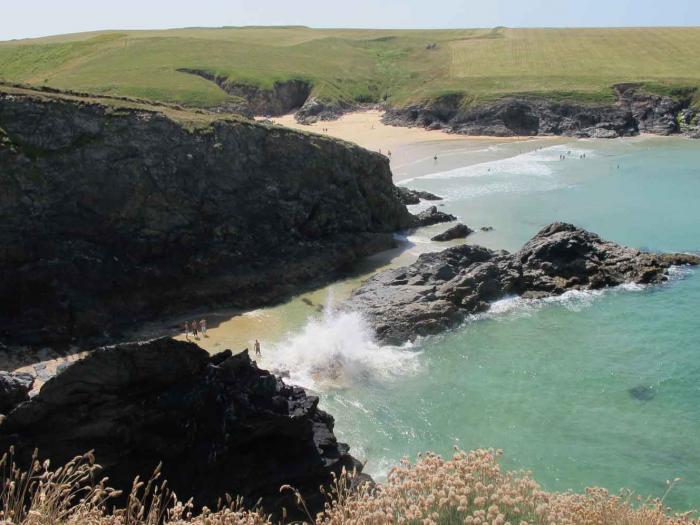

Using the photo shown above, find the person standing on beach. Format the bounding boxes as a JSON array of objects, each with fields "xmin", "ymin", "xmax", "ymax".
[
  {"xmin": 191, "ymin": 320, "xmax": 199, "ymax": 340},
  {"xmin": 183, "ymin": 322, "xmax": 190, "ymax": 341},
  {"xmin": 199, "ymin": 319, "xmax": 207, "ymax": 338},
  {"xmin": 254, "ymin": 339, "xmax": 261, "ymax": 357}
]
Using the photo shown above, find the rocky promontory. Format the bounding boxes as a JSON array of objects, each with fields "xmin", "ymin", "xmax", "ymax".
[
  {"xmin": 0, "ymin": 84, "xmax": 413, "ymax": 345},
  {"xmin": 0, "ymin": 337, "xmax": 364, "ymax": 517},
  {"xmin": 397, "ymin": 187, "xmax": 443, "ymax": 205},
  {"xmin": 346, "ymin": 223, "xmax": 699, "ymax": 344},
  {"xmin": 383, "ymin": 84, "xmax": 700, "ymax": 138}
]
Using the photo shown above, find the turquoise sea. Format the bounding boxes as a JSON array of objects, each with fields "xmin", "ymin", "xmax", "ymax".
[{"xmin": 270, "ymin": 137, "xmax": 700, "ymax": 511}]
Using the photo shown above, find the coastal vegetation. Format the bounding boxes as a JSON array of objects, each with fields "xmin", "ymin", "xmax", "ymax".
[
  {"xmin": 1, "ymin": 26, "xmax": 700, "ymax": 109},
  {"xmin": 1, "ymin": 447, "xmax": 696, "ymax": 525}
]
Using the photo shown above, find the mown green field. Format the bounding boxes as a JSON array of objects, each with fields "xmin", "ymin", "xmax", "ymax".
[{"xmin": 1, "ymin": 26, "xmax": 699, "ymax": 108}]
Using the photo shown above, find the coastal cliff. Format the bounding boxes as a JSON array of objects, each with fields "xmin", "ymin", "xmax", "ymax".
[
  {"xmin": 0, "ymin": 84, "xmax": 413, "ymax": 345},
  {"xmin": 382, "ymin": 84, "xmax": 700, "ymax": 138},
  {"xmin": 0, "ymin": 337, "xmax": 364, "ymax": 517}
]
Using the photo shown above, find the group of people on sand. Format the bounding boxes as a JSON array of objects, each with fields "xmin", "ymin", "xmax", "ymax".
[
  {"xmin": 183, "ymin": 319, "xmax": 207, "ymax": 340},
  {"xmin": 182, "ymin": 320, "xmax": 262, "ymax": 357}
]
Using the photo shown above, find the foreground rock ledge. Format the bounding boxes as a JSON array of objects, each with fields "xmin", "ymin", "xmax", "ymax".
[
  {"xmin": 346, "ymin": 222, "xmax": 699, "ymax": 344},
  {"xmin": 0, "ymin": 338, "xmax": 364, "ymax": 517}
]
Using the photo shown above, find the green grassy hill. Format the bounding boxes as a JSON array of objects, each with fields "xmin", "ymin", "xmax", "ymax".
[{"xmin": 1, "ymin": 26, "xmax": 699, "ymax": 108}]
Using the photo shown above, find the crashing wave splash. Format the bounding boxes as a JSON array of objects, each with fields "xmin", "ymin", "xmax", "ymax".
[{"xmin": 268, "ymin": 291, "xmax": 421, "ymax": 391}]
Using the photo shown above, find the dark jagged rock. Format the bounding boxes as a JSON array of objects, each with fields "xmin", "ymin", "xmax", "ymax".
[
  {"xmin": 431, "ymin": 223, "xmax": 473, "ymax": 242},
  {"xmin": 383, "ymin": 85, "xmax": 699, "ymax": 138},
  {"xmin": 346, "ymin": 223, "xmax": 699, "ymax": 344},
  {"xmin": 0, "ymin": 86, "xmax": 413, "ymax": 345},
  {"xmin": 629, "ymin": 385, "xmax": 656, "ymax": 401},
  {"xmin": 0, "ymin": 371, "xmax": 33, "ymax": 414},
  {"xmin": 0, "ymin": 338, "xmax": 364, "ymax": 518},
  {"xmin": 397, "ymin": 187, "xmax": 443, "ymax": 205},
  {"xmin": 412, "ymin": 206, "xmax": 457, "ymax": 227}
]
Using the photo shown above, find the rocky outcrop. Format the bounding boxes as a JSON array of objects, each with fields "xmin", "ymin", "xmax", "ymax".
[
  {"xmin": 431, "ymin": 223, "xmax": 473, "ymax": 241},
  {"xmin": 397, "ymin": 187, "xmax": 443, "ymax": 205},
  {"xmin": 0, "ymin": 371, "xmax": 33, "ymax": 414},
  {"xmin": 177, "ymin": 69, "xmax": 312, "ymax": 117},
  {"xmin": 295, "ymin": 97, "xmax": 354, "ymax": 124},
  {"xmin": 346, "ymin": 223, "xmax": 699, "ymax": 344},
  {"xmin": 0, "ymin": 338, "xmax": 364, "ymax": 517},
  {"xmin": 0, "ymin": 85, "xmax": 413, "ymax": 345},
  {"xmin": 412, "ymin": 206, "xmax": 457, "ymax": 227},
  {"xmin": 383, "ymin": 85, "xmax": 699, "ymax": 138}
]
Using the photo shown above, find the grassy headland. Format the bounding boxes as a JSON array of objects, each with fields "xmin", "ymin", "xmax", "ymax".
[{"xmin": 1, "ymin": 26, "xmax": 700, "ymax": 109}]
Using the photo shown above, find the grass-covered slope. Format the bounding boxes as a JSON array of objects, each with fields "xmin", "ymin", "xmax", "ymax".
[{"xmin": 1, "ymin": 26, "xmax": 700, "ymax": 109}]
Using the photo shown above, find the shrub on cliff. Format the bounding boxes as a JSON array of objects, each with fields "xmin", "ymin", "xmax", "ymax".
[{"xmin": 0, "ymin": 447, "xmax": 695, "ymax": 525}]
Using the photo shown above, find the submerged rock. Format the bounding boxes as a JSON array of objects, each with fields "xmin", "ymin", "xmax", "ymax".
[
  {"xmin": 629, "ymin": 385, "xmax": 656, "ymax": 401},
  {"xmin": 397, "ymin": 187, "xmax": 443, "ymax": 205},
  {"xmin": 431, "ymin": 223, "xmax": 474, "ymax": 241},
  {"xmin": 0, "ymin": 338, "xmax": 364, "ymax": 517},
  {"xmin": 346, "ymin": 222, "xmax": 699, "ymax": 344},
  {"xmin": 412, "ymin": 206, "xmax": 457, "ymax": 227},
  {"xmin": 480, "ymin": 226, "xmax": 494, "ymax": 232}
]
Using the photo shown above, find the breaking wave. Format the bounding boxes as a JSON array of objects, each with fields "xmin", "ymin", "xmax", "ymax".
[{"xmin": 267, "ymin": 291, "xmax": 421, "ymax": 392}]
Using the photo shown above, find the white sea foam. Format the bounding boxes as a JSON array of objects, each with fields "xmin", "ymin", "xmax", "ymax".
[
  {"xmin": 267, "ymin": 291, "xmax": 421, "ymax": 391},
  {"xmin": 399, "ymin": 144, "xmax": 593, "ymax": 200},
  {"xmin": 418, "ymin": 144, "xmax": 594, "ymax": 181},
  {"xmin": 467, "ymin": 282, "xmax": 648, "ymax": 324}
]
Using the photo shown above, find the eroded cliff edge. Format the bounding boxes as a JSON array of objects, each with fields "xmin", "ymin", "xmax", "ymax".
[
  {"xmin": 0, "ymin": 85, "xmax": 413, "ymax": 345},
  {"xmin": 383, "ymin": 84, "xmax": 700, "ymax": 138}
]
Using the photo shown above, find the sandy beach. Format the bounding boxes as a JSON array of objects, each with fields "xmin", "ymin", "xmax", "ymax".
[{"xmin": 271, "ymin": 110, "xmax": 563, "ymax": 181}]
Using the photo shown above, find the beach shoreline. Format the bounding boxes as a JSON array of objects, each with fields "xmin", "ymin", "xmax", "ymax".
[{"xmin": 268, "ymin": 110, "xmax": 565, "ymax": 181}]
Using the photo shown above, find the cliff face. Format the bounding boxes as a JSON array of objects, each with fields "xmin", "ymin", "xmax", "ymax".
[
  {"xmin": 0, "ymin": 86, "xmax": 412, "ymax": 344},
  {"xmin": 382, "ymin": 85, "xmax": 699, "ymax": 138},
  {"xmin": 0, "ymin": 338, "xmax": 364, "ymax": 517},
  {"xmin": 178, "ymin": 69, "xmax": 313, "ymax": 117}
]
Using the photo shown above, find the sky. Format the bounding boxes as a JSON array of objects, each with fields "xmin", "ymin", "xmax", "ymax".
[{"xmin": 1, "ymin": 0, "xmax": 699, "ymax": 41}]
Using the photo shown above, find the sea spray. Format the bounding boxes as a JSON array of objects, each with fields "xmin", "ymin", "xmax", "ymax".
[{"xmin": 267, "ymin": 290, "xmax": 421, "ymax": 391}]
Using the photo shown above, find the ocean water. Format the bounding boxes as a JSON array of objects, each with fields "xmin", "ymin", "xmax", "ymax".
[{"xmin": 269, "ymin": 137, "xmax": 700, "ymax": 511}]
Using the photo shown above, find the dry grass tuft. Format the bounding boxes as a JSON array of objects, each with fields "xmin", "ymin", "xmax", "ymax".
[{"xmin": 0, "ymin": 447, "xmax": 695, "ymax": 525}]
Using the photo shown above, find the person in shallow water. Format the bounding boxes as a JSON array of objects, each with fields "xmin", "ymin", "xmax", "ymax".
[
  {"xmin": 254, "ymin": 339, "xmax": 261, "ymax": 357},
  {"xmin": 199, "ymin": 319, "xmax": 207, "ymax": 338}
]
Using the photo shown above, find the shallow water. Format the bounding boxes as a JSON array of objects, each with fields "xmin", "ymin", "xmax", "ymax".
[{"xmin": 273, "ymin": 136, "xmax": 700, "ymax": 511}]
